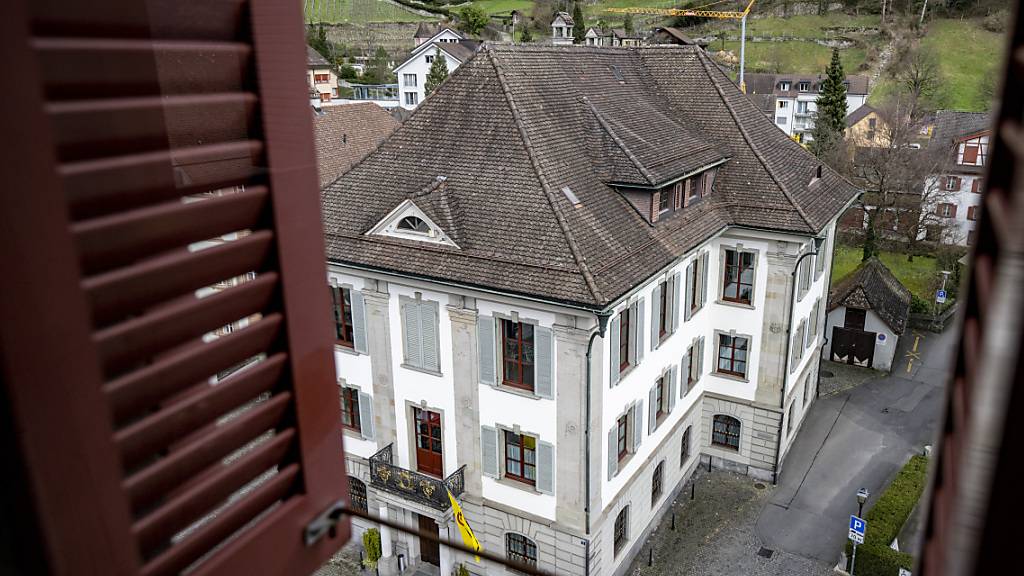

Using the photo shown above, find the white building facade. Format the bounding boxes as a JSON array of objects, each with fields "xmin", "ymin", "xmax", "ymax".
[
  {"xmin": 393, "ymin": 28, "xmax": 476, "ymax": 110},
  {"xmin": 322, "ymin": 45, "xmax": 858, "ymax": 576},
  {"xmin": 923, "ymin": 130, "xmax": 989, "ymax": 246},
  {"xmin": 745, "ymin": 73, "xmax": 869, "ymax": 142}
]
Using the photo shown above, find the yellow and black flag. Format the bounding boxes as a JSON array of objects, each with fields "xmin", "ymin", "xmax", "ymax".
[{"xmin": 448, "ymin": 489, "xmax": 482, "ymax": 562}]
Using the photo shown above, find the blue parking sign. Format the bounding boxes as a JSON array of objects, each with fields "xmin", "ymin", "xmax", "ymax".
[
  {"xmin": 936, "ymin": 289, "xmax": 947, "ymax": 304},
  {"xmin": 849, "ymin": 515, "xmax": 866, "ymax": 544}
]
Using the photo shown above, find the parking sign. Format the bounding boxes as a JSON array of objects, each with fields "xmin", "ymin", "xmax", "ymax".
[
  {"xmin": 848, "ymin": 515, "xmax": 866, "ymax": 544},
  {"xmin": 936, "ymin": 289, "xmax": 947, "ymax": 304}
]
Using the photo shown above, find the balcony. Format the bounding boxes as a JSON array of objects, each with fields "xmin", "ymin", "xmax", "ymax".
[{"xmin": 368, "ymin": 444, "xmax": 466, "ymax": 511}]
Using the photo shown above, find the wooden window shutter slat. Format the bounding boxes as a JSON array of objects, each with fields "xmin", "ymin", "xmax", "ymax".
[
  {"xmin": 609, "ymin": 311, "xmax": 620, "ymax": 386},
  {"xmin": 607, "ymin": 426, "xmax": 617, "ymax": 479},
  {"xmin": 1, "ymin": 0, "xmax": 352, "ymax": 573},
  {"xmin": 634, "ymin": 297, "xmax": 646, "ymax": 364},
  {"xmin": 351, "ymin": 290, "xmax": 368, "ymax": 354},
  {"xmin": 402, "ymin": 300, "xmax": 422, "ymax": 367},
  {"xmin": 481, "ymin": 425, "xmax": 499, "ymax": 477},
  {"xmin": 421, "ymin": 301, "xmax": 439, "ymax": 372},
  {"xmin": 536, "ymin": 440, "xmax": 554, "ymax": 494},
  {"xmin": 650, "ymin": 284, "xmax": 661, "ymax": 347},
  {"xmin": 632, "ymin": 399, "xmax": 644, "ymax": 450},
  {"xmin": 534, "ymin": 325, "xmax": 554, "ymax": 399},
  {"xmin": 478, "ymin": 315, "xmax": 497, "ymax": 386},
  {"xmin": 358, "ymin": 391, "xmax": 374, "ymax": 441}
]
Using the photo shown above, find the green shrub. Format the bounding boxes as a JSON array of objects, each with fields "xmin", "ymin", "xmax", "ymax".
[
  {"xmin": 363, "ymin": 528, "xmax": 382, "ymax": 568},
  {"xmin": 909, "ymin": 295, "xmax": 931, "ymax": 314},
  {"xmin": 846, "ymin": 455, "xmax": 929, "ymax": 576},
  {"xmin": 455, "ymin": 563, "xmax": 471, "ymax": 576}
]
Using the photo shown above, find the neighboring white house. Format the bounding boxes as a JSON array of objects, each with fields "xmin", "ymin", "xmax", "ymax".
[
  {"xmin": 393, "ymin": 28, "xmax": 480, "ymax": 110},
  {"xmin": 919, "ymin": 110, "xmax": 991, "ymax": 246},
  {"xmin": 308, "ymin": 45, "xmax": 338, "ymax": 102},
  {"xmin": 321, "ymin": 45, "xmax": 858, "ymax": 576},
  {"xmin": 551, "ymin": 11, "xmax": 574, "ymax": 45},
  {"xmin": 584, "ymin": 27, "xmax": 643, "ymax": 47},
  {"xmin": 745, "ymin": 73, "xmax": 870, "ymax": 143},
  {"xmin": 823, "ymin": 258, "xmax": 911, "ymax": 372}
]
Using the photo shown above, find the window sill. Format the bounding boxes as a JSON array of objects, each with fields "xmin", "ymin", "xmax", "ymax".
[
  {"xmin": 713, "ymin": 371, "xmax": 749, "ymax": 384},
  {"xmin": 711, "ymin": 443, "xmax": 740, "ymax": 452},
  {"xmin": 495, "ymin": 383, "xmax": 543, "ymax": 400},
  {"xmin": 716, "ymin": 299, "xmax": 755, "ymax": 311},
  {"xmin": 335, "ymin": 344, "xmax": 361, "ymax": 356},
  {"xmin": 616, "ymin": 364, "xmax": 637, "ymax": 383},
  {"xmin": 400, "ymin": 363, "xmax": 443, "ymax": 378},
  {"xmin": 494, "ymin": 475, "xmax": 543, "ymax": 495},
  {"xmin": 341, "ymin": 427, "xmax": 366, "ymax": 442}
]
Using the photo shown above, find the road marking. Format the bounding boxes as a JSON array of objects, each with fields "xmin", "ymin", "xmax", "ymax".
[
  {"xmin": 912, "ymin": 334, "xmax": 920, "ymax": 353},
  {"xmin": 906, "ymin": 358, "xmax": 914, "ymax": 373},
  {"xmin": 905, "ymin": 333, "xmax": 923, "ymax": 373}
]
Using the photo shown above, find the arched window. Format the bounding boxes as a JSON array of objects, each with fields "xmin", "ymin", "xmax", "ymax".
[
  {"xmin": 505, "ymin": 532, "xmax": 537, "ymax": 568},
  {"xmin": 680, "ymin": 425, "xmax": 691, "ymax": 467},
  {"xmin": 712, "ymin": 415, "xmax": 741, "ymax": 450},
  {"xmin": 397, "ymin": 216, "xmax": 430, "ymax": 234},
  {"xmin": 613, "ymin": 506, "xmax": 629, "ymax": 555},
  {"xmin": 651, "ymin": 461, "xmax": 664, "ymax": 506},
  {"xmin": 349, "ymin": 476, "xmax": 368, "ymax": 513}
]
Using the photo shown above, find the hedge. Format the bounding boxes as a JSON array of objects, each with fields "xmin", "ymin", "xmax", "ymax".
[{"xmin": 846, "ymin": 455, "xmax": 929, "ymax": 576}]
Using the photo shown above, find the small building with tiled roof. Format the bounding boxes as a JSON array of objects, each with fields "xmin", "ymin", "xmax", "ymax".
[
  {"xmin": 846, "ymin": 104, "xmax": 889, "ymax": 147},
  {"xmin": 312, "ymin": 103, "xmax": 400, "ymax": 187},
  {"xmin": 307, "ymin": 45, "xmax": 338, "ymax": 102},
  {"xmin": 394, "ymin": 27, "xmax": 479, "ymax": 110},
  {"xmin": 551, "ymin": 11, "xmax": 574, "ymax": 45},
  {"xmin": 824, "ymin": 257, "xmax": 912, "ymax": 371}
]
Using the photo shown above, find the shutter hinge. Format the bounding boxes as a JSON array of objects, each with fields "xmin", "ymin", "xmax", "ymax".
[{"xmin": 304, "ymin": 499, "xmax": 347, "ymax": 546}]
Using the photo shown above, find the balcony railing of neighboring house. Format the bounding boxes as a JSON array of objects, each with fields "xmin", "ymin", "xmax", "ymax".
[
  {"xmin": 368, "ymin": 443, "xmax": 466, "ymax": 511},
  {"xmin": 349, "ymin": 83, "xmax": 400, "ymax": 102}
]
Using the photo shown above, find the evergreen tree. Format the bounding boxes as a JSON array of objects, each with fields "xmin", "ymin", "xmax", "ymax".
[
  {"xmin": 520, "ymin": 24, "xmax": 533, "ymax": 43},
  {"xmin": 810, "ymin": 48, "xmax": 849, "ymax": 160},
  {"xmin": 623, "ymin": 13, "xmax": 634, "ymax": 36},
  {"xmin": 572, "ymin": 3, "xmax": 586, "ymax": 43},
  {"xmin": 425, "ymin": 48, "xmax": 449, "ymax": 95}
]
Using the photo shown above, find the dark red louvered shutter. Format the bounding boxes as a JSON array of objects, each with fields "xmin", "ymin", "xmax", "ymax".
[{"xmin": 0, "ymin": 1, "xmax": 349, "ymax": 575}]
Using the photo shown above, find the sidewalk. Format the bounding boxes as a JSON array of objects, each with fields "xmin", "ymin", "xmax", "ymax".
[{"xmin": 627, "ymin": 470, "xmax": 832, "ymax": 576}]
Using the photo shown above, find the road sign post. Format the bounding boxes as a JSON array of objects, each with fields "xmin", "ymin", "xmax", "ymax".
[{"xmin": 848, "ymin": 515, "xmax": 867, "ymax": 575}]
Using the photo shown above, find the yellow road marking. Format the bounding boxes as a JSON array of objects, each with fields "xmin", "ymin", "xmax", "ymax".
[
  {"xmin": 906, "ymin": 358, "xmax": 914, "ymax": 373},
  {"xmin": 912, "ymin": 335, "xmax": 920, "ymax": 353}
]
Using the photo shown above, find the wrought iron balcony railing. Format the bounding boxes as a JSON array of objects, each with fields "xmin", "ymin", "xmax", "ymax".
[{"xmin": 368, "ymin": 444, "xmax": 466, "ymax": 511}]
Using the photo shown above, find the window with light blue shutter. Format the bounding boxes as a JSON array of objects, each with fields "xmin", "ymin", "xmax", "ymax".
[
  {"xmin": 478, "ymin": 316, "xmax": 496, "ymax": 386},
  {"xmin": 668, "ymin": 365, "xmax": 677, "ymax": 413},
  {"xmin": 535, "ymin": 326, "xmax": 553, "ymax": 399},
  {"xmin": 696, "ymin": 336, "xmax": 705, "ymax": 380},
  {"xmin": 671, "ymin": 272, "xmax": 681, "ymax": 333},
  {"xmin": 420, "ymin": 302, "xmax": 439, "ymax": 372},
  {"xmin": 536, "ymin": 440, "xmax": 554, "ymax": 494},
  {"xmin": 648, "ymin": 385, "xmax": 657, "ymax": 434},
  {"xmin": 609, "ymin": 312, "xmax": 620, "ymax": 387},
  {"xmin": 481, "ymin": 425, "xmax": 498, "ymax": 477},
  {"xmin": 632, "ymin": 400, "xmax": 643, "ymax": 450},
  {"xmin": 358, "ymin": 391, "xmax": 374, "ymax": 440},
  {"xmin": 699, "ymin": 251, "xmax": 709, "ymax": 309},
  {"xmin": 650, "ymin": 284, "xmax": 661, "ymax": 349},
  {"xmin": 684, "ymin": 262, "xmax": 695, "ymax": 321},
  {"xmin": 351, "ymin": 290, "xmax": 367, "ymax": 354},
  {"xmin": 402, "ymin": 300, "xmax": 422, "ymax": 367},
  {"xmin": 607, "ymin": 426, "xmax": 617, "ymax": 479},
  {"xmin": 634, "ymin": 297, "xmax": 645, "ymax": 364}
]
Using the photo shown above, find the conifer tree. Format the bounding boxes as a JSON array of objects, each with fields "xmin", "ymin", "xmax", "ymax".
[
  {"xmin": 425, "ymin": 47, "xmax": 449, "ymax": 95},
  {"xmin": 810, "ymin": 48, "xmax": 849, "ymax": 160},
  {"xmin": 572, "ymin": 3, "xmax": 586, "ymax": 43}
]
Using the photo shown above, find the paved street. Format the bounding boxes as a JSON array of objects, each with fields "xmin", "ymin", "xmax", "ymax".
[{"xmin": 755, "ymin": 325, "xmax": 954, "ymax": 565}]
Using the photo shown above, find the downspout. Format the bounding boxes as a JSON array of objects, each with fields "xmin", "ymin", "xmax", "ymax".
[
  {"xmin": 773, "ymin": 245, "xmax": 820, "ymax": 484},
  {"xmin": 584, "ymin": 310, "xmax": 613, "ymax": 576}
]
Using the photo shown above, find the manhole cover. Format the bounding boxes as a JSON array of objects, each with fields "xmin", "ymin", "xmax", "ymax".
[
  {"xmin": 757, "ymin": 547, "xmax": 774, "ymax": 558},
  {"xmin": 821, "ymin": 370, "xmax": 835, "ymax": 378},
  {"xmin": 754, "ymin": 482, "xmax": 766, "ymax": 490}
]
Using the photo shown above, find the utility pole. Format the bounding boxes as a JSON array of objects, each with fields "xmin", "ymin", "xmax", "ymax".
[
  {"xmin": 740, "ymin": 13, "xmax": 747, "ymax": 93},
  {"xmin": 881, "ymin": 0, "xmax": 886, "ymax": 25},
  {"xmin": 919, "ymin": 0, "xmax": 929, "ymax": 25}
]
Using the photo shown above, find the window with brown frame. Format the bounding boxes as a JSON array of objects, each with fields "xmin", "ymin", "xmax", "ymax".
[
  {"xmin": 331, "ymin": 285, "xmax": 355, "ymax": 348},
  {"xmin": 613, "ymin": 506, "xmax": 629, "ymax": 555},
  {"xmin": 654, "ymin": 375, "xmax": 667, "ymax": 420},
  {"xmin": 716, "ymin": 334, "xmax": 749, "ymax": 378},
  {"xmin": 340, "ymin": 387, "xmax": 361, "ymax": 432},
  {"xmin": 618, "ymin": 307, "xmax": 631, "ymax": 372},
  {"xmin": 506, "ymin": 533, "xmax": 537, "ymax": 568},
  {"xmin": 616, "ymin": 414, "xmax": 629, "ymax": 461},
  {"xmin": 712, "ymin": 414, "xmax": 741, "ymax": 450},
  {"xmin": 504, "ymin": 430, "xmax": 537, "ymax": 485},
  {"xmin": 971, "ymin": 178, "xmax": 983, "ymax": 193},
  {"xmin": 687, "ymin": 177, "xmax": 701, "ymax": 204},
  {"xmin": 658, "ymin": 278, "xmax": 669, "ymax": 339},
  {"xmin": 686, "ymin": 344, "xmax": 696, "ymax": 389},
  {"xmin": 722, "ymin": 249, "xmax": 754, "ymax": 304},
  {"xmin": 944, "ymin": 177, "xmax": 961, "ymax": 191},
  {"xmin": 658, "ymin": 190, "xmax": 671, "ymax": 213},
  {"xmin": 501, "ymin": 320, "xmax": 535, "ymax": 391},
  {"xmin": 313, "ymin": 73, "xmax": 329, "ymax": 83},
  {"xmin": 651, "ymin": 461, "xmax": 664, "ymax": 506},
  {"xmin": 937, "ymin": 203, "xmax": 957, "ymax": 218},
  {"xmin": 967, "ymin": 206, "xmax": 978, "ymax": 221},
  {"xmin": 962, "ymin": 143, "xmax": 980, "ymax": 165}
]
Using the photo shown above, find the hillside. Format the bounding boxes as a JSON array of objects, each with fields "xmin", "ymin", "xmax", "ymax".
[{"xmin": 303, "ymin": 0, "xmax": 434, "ymax": 23}]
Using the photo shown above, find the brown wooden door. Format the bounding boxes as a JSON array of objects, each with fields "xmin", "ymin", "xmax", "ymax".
[
  {"xmin": 831, "ymin": 326, "xmax": 876, "ymax": 368},
  {"xmin": 417, "ymin": 514, "xmax": 440, "ymax": 566},
  {"xmin": 414, "ymin": 408, "xmax": 443, "ymax": 477}
]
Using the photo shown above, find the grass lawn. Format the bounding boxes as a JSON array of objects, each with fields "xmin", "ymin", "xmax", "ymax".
[
  {"xmin": 720, "ymin": 40, "xmax": 866, "ymax": 74},
  {"xmin": 831, "ymin": 244, "xmax": 942, "ymax": 301},
  {"xmin": 472, "ymin": 0, "xmax": 534, "ymax": 15},
  {"xmin": 743, "ymin": 14, "xmax": 880, "ymax": 39},
  {"xmin": 921, "ymin": 18, "xmax": 1004, "ymax": 111},
  {"xmin": 304, "ymin": 0, "xmax": 434, "ymax": 24}
]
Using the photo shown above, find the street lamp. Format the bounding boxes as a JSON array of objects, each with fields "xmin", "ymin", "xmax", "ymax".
[{"xmin": 857, "ymin": 488, "xmax": 869, "ymax": 518}]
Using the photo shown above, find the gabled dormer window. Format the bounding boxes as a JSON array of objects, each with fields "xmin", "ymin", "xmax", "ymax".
[{"xmin": 367, "ymin": 199, "xmax": 459, "ymax": 247}]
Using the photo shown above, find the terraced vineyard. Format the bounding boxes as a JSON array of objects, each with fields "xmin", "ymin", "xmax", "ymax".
[{"xmin": 303, "ymin": 0, "xmax": 434, "ymax": 23}]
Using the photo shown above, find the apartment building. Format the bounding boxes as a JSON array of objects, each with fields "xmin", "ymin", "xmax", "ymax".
[
  {"xmin": 745, "ymin": 72, "xmax": 870, "ymax": 142},
  {"xmin": 321, "ymin": 45, "xmax": 857, "ymax": 576}
]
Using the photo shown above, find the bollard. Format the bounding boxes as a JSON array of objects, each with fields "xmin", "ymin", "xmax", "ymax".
[
  {"xmin": 671, "ymin": 512, "xmax": 676, "ymax": 531},
  {"xmin": 691, "ymin": 483, "xmax": 695, "ymax": 500},
  {"xmin": 648, "ymin": 547, "xmax": 653, "ymax": 566},
  {"xmin": 707, "ymin": 456, "xmax": 711, "ymax": 472}
]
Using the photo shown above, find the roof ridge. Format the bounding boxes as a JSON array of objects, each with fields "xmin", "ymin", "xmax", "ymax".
[
  {"xmin": 486, "ymin": 47, "xmax": 605, "ymax": 305},
  {"xmin": 583, "ymin": 98, "xmax": 658, "ymax": 186},
  {"xmin": 694, "ymin": 49, "xmax": 816, "ymax": 232}
]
